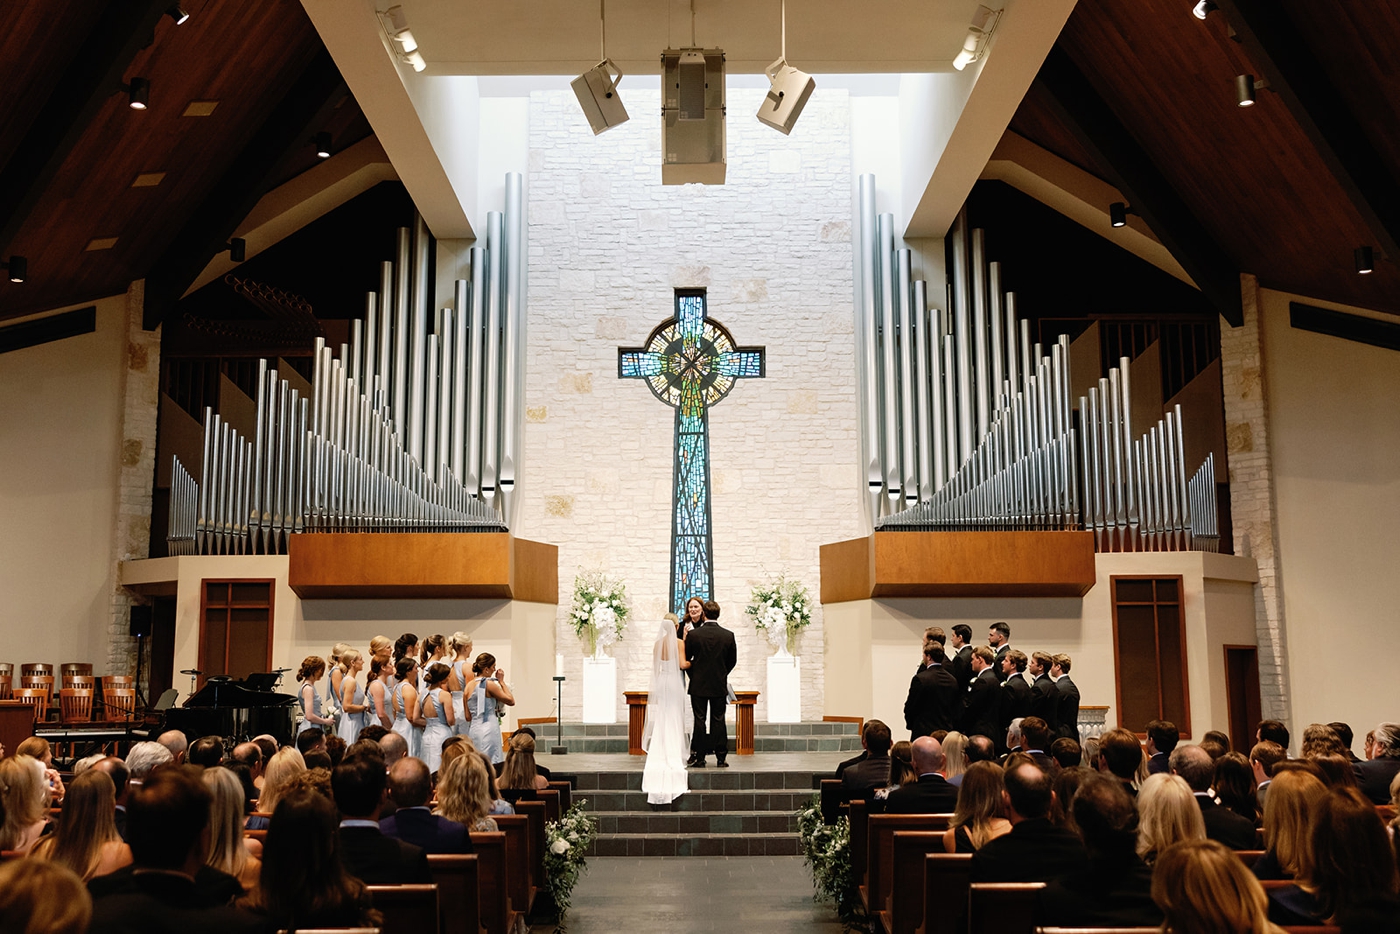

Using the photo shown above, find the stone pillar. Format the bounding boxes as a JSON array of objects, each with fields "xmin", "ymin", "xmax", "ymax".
[
  {"xmin": 106, "ymin": 280, "xmax": 162, "ymax": 686},
  {"xmin": 1219, "ymin": 274, "xmax": 1291, "ymax": 724}
]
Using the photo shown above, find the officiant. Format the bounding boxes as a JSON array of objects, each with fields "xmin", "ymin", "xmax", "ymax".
[{"xmin": 685, "ymin": 599, "xmax": 738, "ymax": 769}]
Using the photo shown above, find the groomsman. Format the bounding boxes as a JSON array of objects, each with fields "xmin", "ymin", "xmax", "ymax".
[
  {"xmin": 949, "ymin": 625, "xmax": 974, "ymax": 687},
  {"xmin": 960, "ymin": 647, "xmax": 1001, "ymax": 740},
  {"xmin": 1027, "ymin": 652, "xmax": 1060, "ymax": 736},
  {"xmin": 904, "ymin": 645, "xmax": 962, "ymax": 739},
  {"xmin": 988, "ymin": 622, "xmax": 1012, "ymax": 682},
  {"xmin": 1051, "ymin": 654, "xmax": 1080, "ymax": 740},
  {"xmin": 998, "ymin": 650, "xmax": 1032, "ymax": 745}
]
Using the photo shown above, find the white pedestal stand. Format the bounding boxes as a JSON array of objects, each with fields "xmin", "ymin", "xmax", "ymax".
[
  {"xmin": 766, "ymin": 653, "xmax": 802, "ymax": 723},
  {"xmin": 582, "ymin": 655, "xmax": 618, "ymax": 724}
]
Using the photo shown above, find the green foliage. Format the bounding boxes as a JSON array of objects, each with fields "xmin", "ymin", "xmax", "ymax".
[
  {"xmin": 570, "ymin": 570, "xmax": 629, "ymax": 654},
  {"xmin": 795, "ymin": 795, "xmax": 868, "ymax": 931},
  {"xmin": 746, "ymin": 574, "xmax": 813, "ymax": 653},
  {"xmin": 543, "ymin": 799, "xmax": 599, "ymax": 931}
]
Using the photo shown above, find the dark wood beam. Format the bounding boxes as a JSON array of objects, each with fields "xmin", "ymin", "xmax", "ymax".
[
  {"xmin": 1037, "ymin": 47, "xmax": 1244, "ymax": 327},
  {"xmin": 142, "ymin": 50, "xmax": 345, "ymax": 329},
  {"xmin": 1216, "ymin": 0, "xmax": 1400, "ymax": 264},
  {"xmin": 0, "ymin": 2, "xmax": 170, "ymax": 255}
]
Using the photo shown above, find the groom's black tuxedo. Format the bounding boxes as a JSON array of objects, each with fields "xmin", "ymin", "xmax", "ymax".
[{"xmin": 685, "ymin": 619, "xmax": 737, "ymax": 762}]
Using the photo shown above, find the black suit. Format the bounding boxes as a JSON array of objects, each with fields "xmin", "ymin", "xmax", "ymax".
[
  {"xmin": 1038, "ymin": 855, "xmax": 1162, "ymax": 928},
  {"xmin": 999, "ymin": 675, "xmax": 1032, "ymax": 734},
  {"xmin": 950, "ymin": 645, "xmax": 973, "ymax": 689},
  {"xmin": 1196, "ymin": 795, "xmax": 1257, "ymax": 850},
  {"xmin": 338, "ymin": 823, "xmax": 431, "ymax": 884},
  {"xmin": 1029, "ymin": 673, "xmax": 1060, "ymax": 734},
  {"xmin": 88, "ymin": 869, "xmax": 263, "ymax": 934},
  {"xmin": 991, "ymin": 645, "xmax": 1011, "ymax": 682},
  {"xmin": 841, "ymin": 754, "xmax": 891, "ymax": 802},
  {"xmin": 1054, "ymin": 675, "xmax": 1081, "ymax": 740},
  {"xmin": 904, "ymin": 662, "xmax": 962, "ymax": 739},
  {"xmin": 113, "ymin": 805, "xmax": 128, "ymax": 841},
  {"xmin": 380, "ymin": 807, "xmax": 474, "ymax": 855},
  {"xmin": 969, "ymin": 817, "xmax": 1087, "ymax": 882},
  {"xmin": 883, "ymin": 773, "xmax": 959, "ymax": 814},
  {"xmin": 834, "ymin": 750, "xmax": 867, "ymax": 779},
  {"xmin": 685, "ymin": 620, "xmax": 737, "ymax": 761},
  {"xmin": 1354, "ymin": 757, "xmax": 1400, "ymax": 805},
  {"xmin": 961, "ymin": 668, "xmax": 1001, "ymax": 740}
]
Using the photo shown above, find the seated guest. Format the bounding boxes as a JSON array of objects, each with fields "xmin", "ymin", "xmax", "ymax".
[
  {"xmin": 202, "ymin": 767, "xmax": 261, "ymax": 891},
  {"xmin": 248, "ymin": 748, "xmax": 306, "ymax": 830},
  {"xmin": 239, "ymin": 790, "xmax": 380, "ymax": 931},
  {"xmin": 1049, "ymin": 766, "xmax": 1088, "ymax": 830},
  {"xmin": 1268, "ymin": 786, "xmax": 1400, "ymax": 926},
  {"xmin": 841, "ymin": 720, "xmax": 893, "ymax": 802},
  {"xmin": 302, "ymin": 749, "xmax": 333, "ymax": 771},
  {"xmin": 13, "ymin": 738, "xmax": 66, "ymax": 806},
  {"xmin": 1214, "ymin": 751, "xmax": 1260, "ymax": 825},
  {"xmin": 1328, "ymin": 721, "xmax": 1360, "ymax": 763},
  {"xmin": 357, "ymin": 724, "xmax": 391, "ymax": 745},
  {"xmin": 227, "ymin": 743, "xmax": 262, "ymax": 806},
  {"xmin": 325, "ymin": 735, "xmax": 348, "ymax": 768},
  {"xmin": 1253, "ymin": 768, "xmax": 1327, "ymax": 880},
  {"xmin": 478, "ymin": 749, "xmax": 515, "ymax": 815},
  {"xmin": 1136, "ymin": 773, "xmax": 1205, "ymax": 866},
  {"xmin": 1146, "ymin": 719, "xmax": 1179, "ymax": 774},
  {"xmin": 1170, "ymin": 744, "xmax": 1257, "ymax": 850},
  {"xmin": 378, "ymin": 730, "xmax": 409, "ymax": 763},
  {"xmin": 1001, "ymin": 718, "xmax": 1024, "ymax": 761},
  {"xmin": 90, "ymin": 757, "xmax": 132, "ymax": 839},
  {"xmin": 435, "ymin": 752, "xmax": 502, "ymax": 831},
  {"xmin": 1355, "ymin": 723, "xmax": 1400, "ymax": 805},
  {"xmin": 87, "ymin": 766, "xmax": 262, "ymax": 934},
  {"xmin": 1152, "ymin": 838, "xmax": 1287, "ymax": 934},
  {"xmin": 970, "ymin": 763, "xmax": 1085, "ymax": 882},
  {"xmin": 1251, "ymin": 739, "xmax": 1286, "ymax": 807},
  {"xmin": 1082, "ymin": 736, "xmax": 1101, "ymax": 771},
  {"xmin": 124, "ymin": 741, "xmax": 174, "ymax": 787},
  {"xmin": 874, "ymin": 741, "xmax": 916, "ymax": 804},
  {"xmin": 296, "ymin": 729, "xmax": 327, "ymax": 758},
  {"xmin": 1257, "ymin": 719, "xmax": 1290, "ymax": 751},
  {"xmin": 954, "ymin": 734, "xmax": 997, "ymax": 791},
  {"xmin": 0, "ymin": 755, "xmax": 54, "ymax": 854},
  {"xmin": 1097, "ymin": 728, "xmax": 1145, "ymax": 797},
  {"xmin": 941, "ymin": 731, "xmax": 968, "ymax": 785},
  {"xmin": 1202, "ymin": 730, "xmax": 1232, "ymax": 758},
  {"xmin": 187, "ymin": 736, "xmax": 225, "ymax": 769},
  {"xmin": 0, "ymin": 860, "xmax": 92, "ymax": 934},
  {"xmin": 510, "ymin": 727, "xmax": 552, "ymax": 780},
  {"xmin": 278, "ymin": 767, "xmax": 334, "ymax": 804},
  {"xmin": 1301, "ymin": 723, "xmax": 1346, "ymax": 759},
  {"xmin": 885, "ymin": 735, "xmax": 958, "ymax": 814},
  {"xmin": 942, "ymin": 761, "xmax": 1010, "ymax": 853},
  {"xmin": 331, "ymin": 756, "xmax": 430, "ymax": 885},
  {"xmin": 499, "ymin": 731, "xmax": 550, "ymax": 797},
  {"xmin": 156, "ymin": 730, "xmax": 189, "ymax": 765},
  {"xmin": 344, "ymin": 738, "xmax": 386, "ymax": 765},
  {"xmin": 1019, "ymin": 717, "xmax": 1059, "ymax": 775},
  {"xmin": 380, "ymin": 757, "xmax": 473, "ymax": 854},
  {"xmin": 1040, "ymin": 772, "xmax": 1162, "ymax": 927},
  {"xmin": 1050, "ymin": 737, "xmax": 1081, "ymax": 770},
  {"xmin": 33, "ymin": 770, "xmax": 131, "ymax": 880},
  {"xmin": 1314, "ymin": 752, "xmax": 1359, "ymax": 789}
]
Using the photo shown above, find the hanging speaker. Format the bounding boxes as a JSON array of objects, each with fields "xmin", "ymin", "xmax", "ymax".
[{"xmin": 129, "ymin": 605, "xmax": 153, "ymax": 638}]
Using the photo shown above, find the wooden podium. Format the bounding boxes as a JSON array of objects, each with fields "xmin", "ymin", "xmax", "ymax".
[{"xmin": 0, "ymin": 700, "xmax": 34, "ymax": 758}]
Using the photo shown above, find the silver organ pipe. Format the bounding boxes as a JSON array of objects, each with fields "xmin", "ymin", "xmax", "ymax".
[
  {"xmin": 856, "ymin": 173, "xmax": 1220, "ymax": 551},
  {"xmin": 167, "ymin": 185, "xmax": 528, "ymax": 556}
]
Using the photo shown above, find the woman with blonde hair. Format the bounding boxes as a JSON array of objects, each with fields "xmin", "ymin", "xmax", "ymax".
[
  {"xmin": 203, "ymin": 766, "xmax": 261, "ymax": 889},
  {"xmin": 445, "ymin": 631, "xmax": 474, "ymax": 735},
  {"xmin": 500, "ymin": 731, "xmax": 549, "ymax": 796},
  {"xmin": 326, "ymin": 642, "xmax": 351, "ymax": 725},
  {"xmin": 434, "ymin": 752, "xmax": 499, "ymax": 831},
  {"xmin": 295, "ymin": 656, "xmax": 334, "ymax": 737},
  {"xmin": 32, "ymin": 770, "xmax": 130, "ymax": 880},
  {"xmin": 336, "ymin": 649, "xmax": 369, "ymax": 745},
  {"xmin": 942, "ymin": 761, "xmax": 1011, "ymax": 853},
  {"xmin": 420, "ymin": 634, "xmax": 447, "ymax": 679},
  {"xmin": 1136, "ymin": 772, "xmax": 1205, "ymax": 866},
  {"xmin": 0, "ymin": 860, "xmax": 92, "ymax": 934},
  {"xmin": 1252, "ymin": 768, "xmax": 1327, "ymax": 880},
  {"xmin": 249, "ymin": 747, "xmax": 307, "ymax": 829},
  {"xmin": 0, "ymin": 755, "xmax": 52, "ymax": 854},
  {"xmin": 942, "ymin": 731, "xmax": 968, "ymax": 781},
  {"xmin": 1152, "ymin": 838, "xmax": 1286, "ymax": 934},
  {"xmin": 368, "ymin": 635, "xmax": 393, "ymax": 673}
]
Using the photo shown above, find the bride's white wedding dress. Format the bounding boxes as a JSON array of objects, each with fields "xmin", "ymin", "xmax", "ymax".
[{"xmin": 641, "ymin": 621, "xmax": 691, "ymax": 805}]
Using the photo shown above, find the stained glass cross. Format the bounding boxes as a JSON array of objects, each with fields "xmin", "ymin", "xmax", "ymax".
[{"xmin": 618, "ymin": 289, "xmax": 765, "ymax": 612}]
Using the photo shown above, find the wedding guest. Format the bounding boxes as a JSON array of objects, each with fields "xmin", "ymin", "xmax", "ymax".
[
  {"xmin": 248, "ymin": 748, "xmax": 306, "ymax": 830},
  {"xmin": 203, "ymin": 767, "xmax": 261, "ymax": 891},
  {"xmin": 1136, "ymin": 773, "xmax": 1205, "ymax": 866},
  {"xmin": 125, "ymin": 741, "xmax": 174, "ymax": 786},
  {"xmin": 1214, "ymin": 751, "xmax": 1261, "ymax": 825},
  {"xmin": 279, "ymin": 768, "xmax": 334, "ymax": 804},
  {"xmin": 1251, "ymin": 740, "xmax": 1286, "ymax": 807},
  {"xmin": 942, "ymin": 731, "xmax": 969, "ymax": 785},
  {"xmin": 331, "ymin": 757, "xmax": 430, "ymax": 885},
  {"xmin": 380, "ymin": 758, "xmax": 473, "ymax": 855},
  {"xmin": 1152, "ymin": 839, "xmax": 1286, "ymax": 934},
  {"xmin": 90, "ymin": 757, "xmax": 132, "ymax": 838},
  {"xmin": 157, "ymin": 730, "xmax": 189, "ymax": 765},
  {"xmin": 886, "ymin": 736, "xmax": 959, "ymax": 814},
  {"xmin": 0, "ymin": 861, "xmax": 92, "ymax": 934},
  {"xmin": 942, "ymin": 761, "xmax": 1010, "ymax": 853},
  {"xmin": 1257, "ymin": 719, "xmax": 1290, "ymax": 751},
  {"xmin": 509, "ymin": 727, "xmax": 552, "ymax": 780},
  {"xmin": 874, "ymin": 741, "xmax": 916, "ymax": 805},
  {"xmin": 1097, "ymin": 728, "xmax": 1145, "ymax": 797},
  {"xmin": 1313, "ymin": 753, "xmax": 1359, "ymax": 790},
  {"xmin": 841, "ymin": 719, "xmax": 893, "ymax": 801},
  {"xmin": 499, "ymin": 732, "xmax": 549, "ymax": 797},
  {"xmin": 970, "ymin": 763, "xmax": 1085, "ymax": 882},
  {"xmin": 324, "ymin": 736, "xmax": 347, "ymax": 768},
  {"xmin": 1253, "ymin": 768, "xmax": 1327, "ymax": 880},
  {"xmin": 296, "ymin": 729, "xmax": 326, "ymax": 759},
  {"xmin": 434, "ymin": 753, "xmax": 501, "ymax": 832},
  {"xmin": 188, "ymin": 735, "xmax": 225, "ymax": 769},
  {"xmin": 1301, "ymin": 723, "xmax": 1346, "ymax": 759},
  {"xmin": 1049, "ymin": 766, "xmax": 1088, "ymax": 831},
  {"xmin": 1355, "ymin": 723, "xmax": 1400, "ymax": 804},
  {"xmin": 0, "ymin": 755, "xmax": 53, "ymax": 854},
  {"xmin": 1019, "ymin": 717, "xmax": 1059, "ymax": 775},
  {"xmin": 379, "ymin": 730, "xmax": 409, "ymax": 763},
  {"xmin": 32, "ymin": 770, "xmax": 131, "ymax": 880},
  {"xmin": 1170, "ymin": 744, "xmax": 1257, "ymax": 850},
  {"xmin": 1145, "ymin": 720, "xmax": 1178, "ymax": 775},
  {"xmin": 1050, "ymin": 737, "xmax": 1082, "ymax": 770}
]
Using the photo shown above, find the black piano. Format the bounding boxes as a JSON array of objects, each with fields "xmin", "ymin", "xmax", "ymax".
[{"xmin": 162, "ymin": 676, "xmax": 299, "ymax": 747}]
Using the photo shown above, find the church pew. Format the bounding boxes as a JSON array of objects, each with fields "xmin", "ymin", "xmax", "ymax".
[
  {"xmin": 514, "ymin": 798, "xmax": 547, "ymax": 907},
  {"xmin": 366, "ymin": 884, "xmax": 440, "ymax": 934},
  {"xmin": 878, "ymin": 831, "xmax": 946, "ymax": 934},
  {"xmin": 863, "ymin": 814, "xmax": 952, "ymax": 917},
  {"xmin": 849, "ymin": 800, "xmax": 870, "ymax": 889},
  {"xmin": 245, "ymin": 829, "xmax": 268, "ymax": 844},
  {"xmin": 493, "ymin": 814, "xmax": 535, "ymax": 919},
  {"xmin": 546, "ymin": 780, "xmax": 571, "ymax": 814},
  {"xmin": 820, "ymin": 779, "xmax": 843, "ymax": 824},
  {"xmin": 426, "ymin": 853, "xmax": 484, "ymax": 934},
  {"xmin": 1236, "ymin": 849, "xmax": 1263, "ymax": 867},
  {"xmin": 467, "ymin": 831, "xmax": 514, "ymax": 934},
  {"xmin": 1038, "ymin": 930, "xmax": 1340, "ymax": 934},
  {"xmin": 968, "ymin": 882, "xmax": 1044, "ymax": 934},
  {"xmin": 536, "ymin": 787, "xmax": 561, "ymax": 823},
  {"xmin": 920, "ymin": 853, "xmax": 973, "ymax": 934}
]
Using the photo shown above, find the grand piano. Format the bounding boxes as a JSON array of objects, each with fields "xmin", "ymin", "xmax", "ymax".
[{"xmin": 162, "ymin": 675, "xmax": 300, "ymax": 747}]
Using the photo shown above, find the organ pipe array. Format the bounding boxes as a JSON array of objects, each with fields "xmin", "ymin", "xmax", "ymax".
[
  {"xmin": 855, "ymin": 173, "xmax": 1220, "ymax": 552},
  {"xmin": 167, "ymin": 174, "xmax": 528, "ymax": 556}
]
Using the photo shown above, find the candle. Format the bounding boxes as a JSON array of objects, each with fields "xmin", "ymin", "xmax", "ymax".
[{"xmin": 555, "ymin": 654, "xmax": 564, "ymax": 678}]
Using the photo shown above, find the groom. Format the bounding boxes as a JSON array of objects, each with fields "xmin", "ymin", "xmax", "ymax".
[{"xmin": 685, "ymin": 599, "xmax": 737, "ymax": 768}]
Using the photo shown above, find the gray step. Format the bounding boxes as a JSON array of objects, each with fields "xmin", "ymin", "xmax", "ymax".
[
  {"xmin": 588, "ymin": 833, "xmax": 800, "ymax": 857},
  {"xmin": 545, "ymin": 720, "xmax": 860, "ymax": 739},
  {"xmin": 575, "ymin": 788, "xmax": 814, "ymax": 813},
  {"xmin": 549, "ymin": 735, "xmax": 859, "ymax": 754},
  {"xmin": 589, "ymin": 810, "xmax": 798, "ymax": 835},
  {"xmin": 572, "ymin": 769, "xmax": 823, "ymax": 792}
]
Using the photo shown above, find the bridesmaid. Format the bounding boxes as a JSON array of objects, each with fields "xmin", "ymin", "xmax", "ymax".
[
  {"xmin": 392, "ymin": 633, "xmax": 420, "ymax": 686},
  {"xmin": 446, "ymin": 632, "xmax": 474, "ymax": 735},
  {"xmin": 465, "ymin": 653, "xmax": 515, "ymax": 768},
  {"xmin": 419, "ymin": 663, "xmax": 455, "ymax": 775},
  {"xmin": 419, "ymin": 634, "xmax": 447, "ymax": 691},
  {"xmin": 295, "ymin": 657, "xmax": 334, "ymax": 736},
  {"xmin": 391, "ymin": 657, "xmax": 424, "ymax": 759},
  {"xmin": 369, "ymin": 636, "xmax": 393, "ymax": 688},
  {"xmin": 336, "ymin": 649, "xmax": 369, "ymax": 745},
  {"xmin": 366, "ymin": 659, "xmax": 393, "ymax": 731},
  {"xmin": 325, "ymin": 643, "xmax": 350, "ymax": 729}
]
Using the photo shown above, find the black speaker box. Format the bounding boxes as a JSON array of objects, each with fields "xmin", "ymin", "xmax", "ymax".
[{"xmin": 129, "ymin": 605, "xmax": 153, "ymax": 638}]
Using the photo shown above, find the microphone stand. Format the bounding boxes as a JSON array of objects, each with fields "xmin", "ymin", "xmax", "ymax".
[{"xmin": 551, "ymin": 675, "xmax": 568, "ymax": 755}]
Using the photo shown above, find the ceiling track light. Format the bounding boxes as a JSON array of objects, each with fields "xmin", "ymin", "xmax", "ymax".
[
  {"xmin": 757, "ymin": 0, "xmax": 815, "ymax": 135},
  {"xmin": 1109, "ymin": 202, "xmax": 1137, "ymax": 228},
  {"xmin": 572, "ymin": 0, "xmax": 629, "ymax": 135},
  {"xmin": 2, "ymin": 255, "xmax": 27, "ymax": 283},
  {"xmin": 166, "ymin": 5, "xmax": 190, "ymax": 25},
  {"xmin": 123, "ymin": 77, "xmax": 150, "ymax": 110},
  {"xmin": 314, "ymin": 131, "xmax": 332, "ymax": 159},
  {"xmin": 1191, "ymin": 1, "xmax": 1217, "ymax": 20},
  {"xmin": 225, "ymin": 238, "xmax": 246, "ymax": 263},
  {"xmin": 378, "ymin": 6, "xmax": 426, "ymax": 72},
  {"xmin": 953, "ymin": 5, "xmax": 1003, "ymax": 72},
  {"xmin": 1355, "ymin": 246, "xmax": 1375, "ymax": 275},
  {"xmin": 1235, "ymin": 74, "xmax": 1269, "ymax": 107}
]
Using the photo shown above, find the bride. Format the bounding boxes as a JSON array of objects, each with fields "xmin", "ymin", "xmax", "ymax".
[{"xmin": 641, "ymin": 619, "xmax": 691, "ymax": 805}]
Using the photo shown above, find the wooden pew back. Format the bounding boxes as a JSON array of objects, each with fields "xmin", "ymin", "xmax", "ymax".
[
  {"xmin": 467, "ymin": 831, "xmax": 512, "ymax": 934},
  {"xmin": 494, "ymin": 814, "xmax": 534, "ymax": 919},
  {"xmin": 547, "ymin": 780, "xmax": 571, "ymax": 814},
  {"xmin": 366, "ymin": 884, "xmax": 440, "ymax": 934},
  {"xmin": 849, "ymin": 800, "xmax": 869, "ymax": 887},
  {"xmin": 921, "ymin": 853, "xmax": 973, "ymax": 934},
  {"xmin": 884, "ymin": 831, "xmax": 946, "ymax": 934},
  {"xmin": 514, "ymin": 798, "xmax": 547, "ymax": 910},
  {"xmin": 969, "ymin": 882, "xmax": 1044, "ymax": 934},
  {"xmin": 427, "ymin": 853, "xmax": 484, "ymax": 934},
  {"xmin": 865, "ymin": 814, "xmax": 951, "ymax": 918},
  {"xmin": 820, "ymin": 779, "xmax": 843, "ymax": 824}
]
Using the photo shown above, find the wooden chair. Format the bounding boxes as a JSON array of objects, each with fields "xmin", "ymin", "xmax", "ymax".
[
  {"xmin": 0, "ymin": 675, "xmax": 11, "ymax": 700},
  {"xmin": 922, "ymin": 853, "xmax": 974, "ymax": 934},
  {"xmin": 100, "ymin": 675, "xmax": 134, "ymax": 690},
  {"xmin": 427, "ymin": 853, "xmax": 485, "ymax": 934},
  {"xmin": 467, "ymin": 831, "xmax": 513, "ymax": 934},
  {"xmin": 60, "ymin": 663, "xmax": 93, "ymax": 688},
  {"xmin": 882, "ymin": 831, "xmax": 950, "ymax": 934},
  {"xmin": 0, "ymin": 663, "xmax": 12, "ymax": 678},
  {"xmin": 59, "ymin": 688, "xmax": 93, "ymax": 722},
  {"xmin": 864, "ymin": 813, "xmax": 952, "ymax": 916},
  {"xmin": 104, "ymin": 688, "xmax": 136, "ymax": 721},
  {"xmin": 21, "ymin": 663, "xmax": 54, "ymax": 678},
  {"xmin": 65, "ymin": 675, "xmax": 95, "ymax": 692},
  {"xmin": 22, "ymin": 675, "xmax": 54, "ymax": 707},
  {"xmin": 365, "ymin": 885, "xmax": 439, "ymax": 934},
  {"xmin": 13, "ymin": 688, "xmax": 48, "ymax": 724},
  {"xmin": 970, "ymin": 882, "xmax": 1045, "ymax": 934}
]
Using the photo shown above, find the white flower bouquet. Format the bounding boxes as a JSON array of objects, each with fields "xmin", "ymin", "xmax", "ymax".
[
  {"xmin": 746, "ymin": 574, "xmax": 813, "ymax": 656},
  {"xmin": 571, "ymin": 570, "xmax": 629, "ymax": 657},
  {"xmin": 542, "ymin": 800, "xmax": 599, "ymax": 929}
]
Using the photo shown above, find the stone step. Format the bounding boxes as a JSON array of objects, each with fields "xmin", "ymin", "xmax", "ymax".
[
  {"xmin": 588, "ymin": 810, "xmax": 798, "ymax": 835},
  {"xmin": 547, "ymin": 734, "xmax": 860, "ymax": 754},
  {"xmin": 543, "ymin": 720, "xmax": 860, "ymax": 739},
  {"xmin": 587, "ymin": 832, "xmax": 801, "ymax": 857},
  {"xmin": 575, "ymin": 788, "xmax": 814, "ymax": 813},
  {"xmin": 572, "ymin": 769, "xmax": 822, "ymax": 793}
]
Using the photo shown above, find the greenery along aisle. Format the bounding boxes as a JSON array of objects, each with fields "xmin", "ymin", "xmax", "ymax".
[
  {"xmin": 542, "ymin": 800, "xmax": 600, "ymax": 931},
  {"xmin": 795, "ymin": 796, "xmax": 868, "ymax": 931}
]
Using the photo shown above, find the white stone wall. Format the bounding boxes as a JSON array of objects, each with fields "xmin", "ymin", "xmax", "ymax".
[{"xmin": 516, "ymin": 88, "xmax": 864, "ymax": 721}]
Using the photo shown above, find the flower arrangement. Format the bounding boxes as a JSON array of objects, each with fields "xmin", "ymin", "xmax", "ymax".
[
  {"xmin": 542, "ymin": 800, "xmax": 599, "ymax": 930},
  {"xmin": 795, "ymin": 795, "xmax": 866, "ymax": 930},
  {"xmin": 571, "ymin": 570, "xmax": 629, "ymax": 656},
  {"xmin": 745, "ymin": 574, "xmax": 813, "ymax": 655}
]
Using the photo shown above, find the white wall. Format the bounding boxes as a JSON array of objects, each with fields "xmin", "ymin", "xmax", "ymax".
[
  {"xmin": 0, "ymin": 295, "xmax": 127, "ymax": 670},
  {"xmin": 1261, "ymin": 288, "xmax": 1400, "ymax": 738}
]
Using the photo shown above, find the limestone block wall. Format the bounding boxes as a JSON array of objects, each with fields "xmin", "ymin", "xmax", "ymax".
[{"xmin": 516, "ymin": 88, "xmax": 865, "ymax": 721}]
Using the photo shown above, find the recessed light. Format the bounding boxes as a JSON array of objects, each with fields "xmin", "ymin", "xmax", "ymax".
[
  {"xmin": 183, "ymin": 100, "xmax": 219, "ymax": 117},
  {"xmin": 132, "ymin": 172, "xmax": 166, "ymax": 188},
  {"xmin": 86, "ymin": 238, "xmax": 119, "ymax": 251}
]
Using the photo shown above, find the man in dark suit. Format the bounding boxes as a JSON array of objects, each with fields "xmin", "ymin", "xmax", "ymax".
[
  {"xmin": 332, "ymin": 756, "xmax": 432, "ymax": 884},
  {"xmin": 1250, "ymin": 740, "xmax": 1285, "ymax": 809},
  {"xmin": 88, "ymin": 766, "xmax": 263, "ymax": 934},
  {"xmin": 1019, "ymin": 717, "xmax": 1060, "ymax": 775},
  {"xmin": 1051, "ymin": 654, "xmax": 1080, "ymax": 741},
  {"xmin": 1170, "ymin": 744, "xmax": 1256, "ymax": 850},
  {"xmin": 970, "ymin": 763, "xmax": 1086, "ymax": 882},
  {"xmin": 987, "ymin": 622, "xmax": 1012, "ymax": 683},
  {"xmin": 960, "ymin": 646, "xmax": 1001, "ymax": 741},
  {"xmin": 91, "ymin": 756, "xmax": 131, "ymax": 840},
  {"xmin": 685, "ymin": 599, "xmax": 738, "ymax": 768},
  {"xmin": 841, "ymin": 719, "xmax": 893, "ymax": 802},
  {"xmin": 918, "ymin": 627, "xmax": 951, "ymax": 671},
  {"xmin": 1329, "ymin": 721, "xmax": 1361, "ymax": 763},
  {"xmin": 1098, "ymin": 728, "xmax": 1146, "ymax": 798},
  {"xmin": 949, "ymin": 624, "xmax": 974, "ymax": 688},
  {"xmin": 1355, "ymin": 723, "xmax": 1400, "ymax": 805},
  {"xmin": 380, "ymin": 757, "xmax": 473, "ymax": 854},
  {"xmin": 1027, "ymin": 652, "xmax": 1060, "ymax": 736},
  {"xmin": 998, "ymin": 651, "xmax": 1032, "ymax": 749},
  {"xmin": 904, "ymin": 646, "xmax": 962, "ymax": 739},
  {"xmin": 1145, "ymin": 720, "xmax": 1178, "ymax": 775},
  {"xmin": 885, "ymin": 736, "xmax": 959, "ymax": 813}
]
